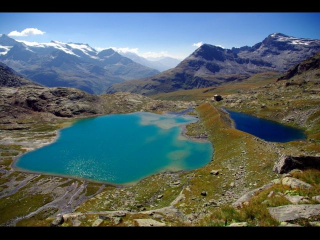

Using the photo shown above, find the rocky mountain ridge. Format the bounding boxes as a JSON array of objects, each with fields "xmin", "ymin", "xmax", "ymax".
[{"xmin": 107, "ymin": 33, "xmax": 320, "ymax": 95}]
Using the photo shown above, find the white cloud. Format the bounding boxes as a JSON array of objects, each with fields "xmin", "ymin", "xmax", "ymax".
[
  {"xmin": 8, "ymin": 28, "xmax": 46, "ymax": 37},
  {"xmin": 94, "ymin": 46, "xmax": 185, "ymax": 60},
  {"xmin": 94, "ymin": 46, "xmax": 139, "ymax": 55},
  {"xmin": 110, "ymin": 47, "xmax": 139, "ymax": 54},
  {"xmin": 94, "ymin": 47, "xmax": 107, "ymax": 52},
  {"xmin": 140, "ymin": 51, "xmax": 170, "ymax": 59},
  {"xmin": 192, "ymin": 41, "xmax": 203, "ymax": 48}
]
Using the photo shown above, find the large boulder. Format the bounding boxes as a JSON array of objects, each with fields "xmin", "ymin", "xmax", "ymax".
[
  {"xmin": 281, "ymin": 177, "xmax": 312, "ymax": 189},
  {"xmin": 268, "ymin": 204, "xmax": 320, "ymax": 222},
  {"xmin": 92, "ymin": 218, "xmax": 103, "ymax": 227},
  {"xmin": 312, "ymin": 195, "xmax": 320, "ymax": 203},
  {"xmin": 50, "ymin": 214, "xmax": 64, "ymax": 226},
  {"xmin": 284, "ymin": 195, "xmax": 310, "ymax": 204},
  {"xmin": 273, "ymin": 155, "xmax": 320, "ymax": 174},
  {"xmin": 232, "ymin": 183, "xmax": 274, "ymax": 208}
]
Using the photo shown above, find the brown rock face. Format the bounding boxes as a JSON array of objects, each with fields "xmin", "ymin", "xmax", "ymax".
[
  {"xmin": 277, "ymin": 52, "xmax": 320, "ymax": 81},
  {"xmin": 0, "ymin": 62, "xmax": 39, "ymax": 87},
  {"xmin": 0, "ymin": 86, "xmax": 104, "ymax": 123},
  {"xmin": 273, "ymin": 155, "xmax": 320, "ymax": 174}
]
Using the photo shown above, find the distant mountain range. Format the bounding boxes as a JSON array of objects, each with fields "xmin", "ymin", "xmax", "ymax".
[
  {"xmin": 0, "ymin": 34, "xmax": 159, "ymax": 94},
  {"xmin": 116, "ymin": 51, "xmax": 181, "ymax": 72},
  {"xmin": 106, "ymin": 33, "xmax": 320, "ymax": 95}
]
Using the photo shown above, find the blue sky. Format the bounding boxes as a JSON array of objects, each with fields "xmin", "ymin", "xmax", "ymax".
[{"xmin": 0, "ymin": 13, "xmax": 320, "ymax": 59}]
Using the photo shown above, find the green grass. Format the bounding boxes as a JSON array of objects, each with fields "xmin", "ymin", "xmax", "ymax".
[
  {"xmin": 184, "ymin": 121, "xmax": 206, "ymax": 138},
  {"xmin": 16, "ymin": 207, "xmax": 58, "ymax": 226},
  {"xmin": 0, "ymin": 144, "xmax": 26, "ymax": 152},
  {"xmin": 0, "ymin": 191, "xmax": 53, "ymax": 225},
  {"xmin": 58, "ymin": 179, "xmax": 79, "ymax": 188},
  {"xmin": 1, "ymin": 151, "xmax": 19, "ymax": 157},
  {"xmin": 205, "ymin": 169, "xmax": 320, "ymax": 226},
  {"xmin": 291, "ymin": 169, "xmax": 320, "ymax": 192},
  {"xmin": 172, "ymin": 103, "xmax": 279, "ymax": 217},
  {"xmin": 85, "ymin": 183, "xmax": 103, "ymax": 197},
  {"xmin": 0, "ymin": 157, "xmax": 13, "ymax": 167},
  {"xmin": 151, "ymin": 72, "xmax": 279, "ymax": 101}
]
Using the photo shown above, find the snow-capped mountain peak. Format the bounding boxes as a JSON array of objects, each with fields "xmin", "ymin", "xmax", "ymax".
[
  {"xmin": 66, "ymin": 43, "xmax": 98, "ymax": 57},
  {"xmin": 269, "ymin": 33, "xmax": 318, "ymax": 46},
  {"xmin": 13, "ymin": 39, "xmax": 101, "ymax": 58}
]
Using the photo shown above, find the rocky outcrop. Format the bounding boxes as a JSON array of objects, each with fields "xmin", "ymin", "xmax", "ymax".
[
  {"xmin": 232, "ymin": 183, "xmax": 274, "ymax": 208},
  {"xmin": 268, "ymin": 204, "xmax": 320, "ymax": 222},
  {"xmin": 312, "ymin": 196, "xmax": 320, "ymax": 203},
  {"xmin": 0, "ymin": 62, "xmax": 39, "ymax": 87},
  {"xmin": 281, "ymin": 177, "xmax": 313, "ymax": 189},
  {"xmin": 50, "ymin": 214, "xmax": 64, "ymax": 226},
  {"xmin": 273, "ymin": 155, "xmax": 320, "ymax": 174},
  {"xmin": 0, "ymin": 86, "xmax": 104, "ymax": 123},
  {"xmin": 92, "ymin": 218, "xmax": 103, "ymax": 227},
  {"xmin": 277, "ymin": 52, "xmax": 320, "ymax": 81},
  {"xmin": 284, "ymin": 195, "xmax": 310, "ymax": 204}
]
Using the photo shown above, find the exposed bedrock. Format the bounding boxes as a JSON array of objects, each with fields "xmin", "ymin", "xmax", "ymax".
[{"xmin": 273, "ymin": 154, "xmax": 320, "ymax": 174}]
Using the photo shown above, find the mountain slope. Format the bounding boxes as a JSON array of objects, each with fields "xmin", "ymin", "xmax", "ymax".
[
  {"xmin": 119, "ymin": 51, "xmax": 181, "ymax": 72},
  {"xmin": 0, "ymin": 35, "xmax": 159, "ymax": 94},
  {"xmin": 236, "ymin": 33, "xmax": 320, "ymax": 71},
  {"xmin": 277, "ymin": 51, "xmax": 320, "ymax": 81},
  {"xmin": 0, "ymin": 62, "xmax": 40, "ymax": 87},
  {"xmin": 97, "ymin": 49, "xmax": 159, "ymax": 80},
  {"xmin": 107, "ymin": 33, "xmax": 320, "ymax": 96}
]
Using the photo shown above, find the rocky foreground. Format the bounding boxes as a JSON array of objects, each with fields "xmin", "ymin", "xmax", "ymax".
[{"xmin": 1, "ymin": 95, "xmax": 319, "ymax": 226}]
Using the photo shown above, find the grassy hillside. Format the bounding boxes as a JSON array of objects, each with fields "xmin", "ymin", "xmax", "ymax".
[{"xmin": 151, "ymin": 72, "xmax": 280, "ymax": 101}]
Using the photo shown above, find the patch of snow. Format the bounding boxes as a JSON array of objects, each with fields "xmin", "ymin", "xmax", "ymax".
[
  {"xmin": 0, "ymin": 45, "xmax": 12, "ymax": 55},
  {"xmin": 16, "ymin": 40, "xmax": 100, "ymax": 58},
  {"xmin": 67, "ymin": 43, "xmax": 96, "ymax": 53},
  {"xmin": 46, "ymin": 42, "xmax": 80, "ymax": 57},
  {"xmin": 25, "ymin": 47, "xmax": 35, "ymax": 53},
  {"xmin": 291, "ymin": 40, "xmax": 311, "ymax": 45},
  {"xmin": 16, "ymin": 39, "xmax": 80, "ymax": 57},
  {"xmin": 51, "ymin": 40, "xmax": 65, "ymax": 44},
  {"xmin": 16, "ymin": 39, "xmax": 46, "ymax": 48},
  {"xmin": 272, "ymin": 35, "xmax": 316, "ymax": 46},
  {"xmin": 67, "ymin": 43, "xmax": 98, "ymax": 58}
]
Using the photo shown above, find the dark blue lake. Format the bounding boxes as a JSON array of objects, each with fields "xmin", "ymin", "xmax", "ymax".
[
  {"xmin": 225, "ymin": 109, "xmax": 306, "ymax": 142},
  {"xmin": 15, "ymin": 112, "xmax": 213, "ymax": 185}
]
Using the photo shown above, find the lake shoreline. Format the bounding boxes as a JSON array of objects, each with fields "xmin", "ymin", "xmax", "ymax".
[{"xmin": 10, "ymin": 111, "xmax": 213, "ymax": 186}]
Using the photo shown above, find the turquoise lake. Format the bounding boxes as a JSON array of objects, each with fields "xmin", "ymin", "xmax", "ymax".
[{"xmin": 15, "ymin": 112, "xmax": 213, "ymax": 185}]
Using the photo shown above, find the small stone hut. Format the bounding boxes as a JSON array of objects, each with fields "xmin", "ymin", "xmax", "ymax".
[{"xmin": 213, "ymin": 94, "xmax": 222, "ymax": 101}]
